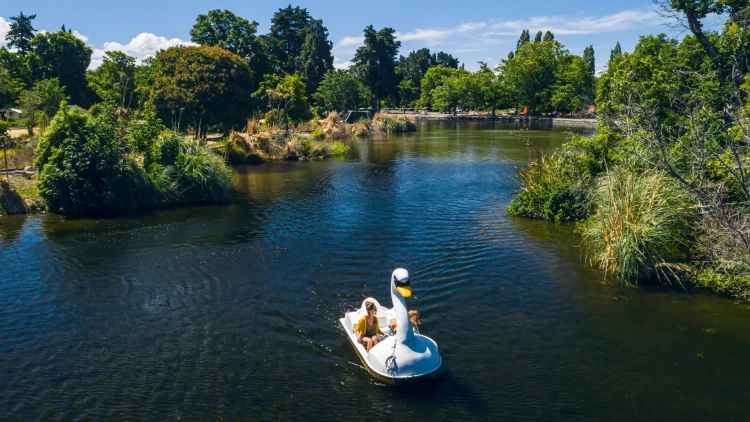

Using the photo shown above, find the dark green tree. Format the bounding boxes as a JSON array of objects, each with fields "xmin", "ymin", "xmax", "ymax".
[
  {"xmin": 298, "ymin": 19, "xmax": 334, "ymax": 96},
  {"xmin": 507, "ymin": 51, "xmax": 515, "ymax": 60},
  {"xmin": 534, "ymin": 31, "xmax": 543, "ymax": 43},
  {"xmin": 189, "ymin": 9, "xmax": 271, "ymax": 89},
  {"xmin": 609, "ymin": 41, "xmax": 622, "ymax": 63},
  {"xmin": 516, "ymin": 30, "xmax": 530, "ymax": 52},
  {"xmin": 583, "ymin": 45, "xmax": 595, "ymax": 75},
  {"xmin": 544, "ymin": 31, "xmax": 555, "ymax": 42},
  {"xmin": 433, "ymin": 51, "xmax": 459, "ymax": 69},
  {"xmin": 26, "ymin": 30, "xmax": 93, "ymax": 106},
  {"xmin": 5, "ymin": 12, "xmax": 37, "ymax": 55},
  {"xmin": 352, "ymin": 25, "xmax": 401, "ymax": 110}
]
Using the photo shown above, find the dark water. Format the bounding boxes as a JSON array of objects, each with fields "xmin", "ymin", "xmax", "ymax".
[{"xmin": 2, "ymin": 121, "xmax": 750, "ymax": 420}]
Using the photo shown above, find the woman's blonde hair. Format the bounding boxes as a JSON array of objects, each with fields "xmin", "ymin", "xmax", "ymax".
[
  {"xmin": 408, "ymin": 310, "xmax": 420, "ymax": 325},
  {"xmin": 365, "ymin": 300, "xmax": 377, "ymax": 312}
]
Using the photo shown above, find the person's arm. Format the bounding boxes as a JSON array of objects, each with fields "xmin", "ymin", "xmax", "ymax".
[{"xmin": 354, "ymin": 316, "xmax": 365, "ymax": 340}]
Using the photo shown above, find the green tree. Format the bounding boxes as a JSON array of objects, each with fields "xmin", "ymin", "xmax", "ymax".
[
  {"xmin": 298, "ymin": 19, "xmax": 334, "ymax": 96},
  {"xmin": 0, "ymin": 66, "xmax": 25, "ymax": 108},
  {"xmin": 267, "ymin": 5, "xmax": 333, "ymax": 93},
  {"xmin": 26, "ymin": 30, "xmax": 93, "ymax": 106},
  {"xmin": 264, "ymin": 74, "xmax": 312, "ymax": 126},
  {"xmin": 0, "ymin": 47, "xmax": 30, "ymax": 87},
  {"xmin": 352, "ymin": 25, "xmax": 401, "ymax": 110},
  {"xmin": 417, "ymin": 66, "xmax": 459, "ymax": 110},
  {"xmin": 544, "ymin": 31, "xmax": 555, "ymax": 42},
  {"xmin": 150, "ymin": 46, "xmax": 254, "ymax": 136},
  {"xmin": 503, "ymin": 40, "xmax": 565, "ymax": 113},
  {"xmin": 5, "ymin": 12, "xmax": 37, "ymax": 55},
  {"xmin": 314, "ymin": 70, "xmax": 369, "ymax": 111},
  {"xmin": 87, "ymin": 51, "xmax": 137, "ymax": 108},
  {"xmin": 534, "ymin": 31, "xmax": 543, "ymax": 43},
  {"xmin": 583, "ymin": 45, "xmax": 596, "ymax": 75},
  {"xmin": 551, "ymin": 54, "xmax": 594, "ymax": 113},
  {"xmin": 516, "ymin": 30, "xmax": 530, "ymax": 52},
  {"xmin": 609, "ymin": 41, "xmax": 622, "ymax": 63},
  {"xmin": 433, "ymin": 51, "xmax": 459, "ymax": 69},
  {"xmin": 189, "ymin": 9, "xmax": 271, "ymax": 89},
  {"xmin": 18, "ymin": 78, "xmax": 69, "ymax": 134}
]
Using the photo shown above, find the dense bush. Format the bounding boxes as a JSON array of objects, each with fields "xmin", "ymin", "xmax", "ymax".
[
  {"xmin": 34, "ymin": 105, "xmax": 234, "ymax": 214},
  {"xmin": 35, "ymin": 106, "xmax": 151, "ymax": 214},
  {"xmin": 507, "ymin": 133, "xmax": 616, "ymax": 222},
  {"xmin": 578, "ymin": 168, "xmax": 697, "ymax": 283}
]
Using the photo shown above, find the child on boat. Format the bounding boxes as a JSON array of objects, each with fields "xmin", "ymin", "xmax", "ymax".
[{"xmin": 409, "ymin": 310, "xmax": 420, "ymax": 334}]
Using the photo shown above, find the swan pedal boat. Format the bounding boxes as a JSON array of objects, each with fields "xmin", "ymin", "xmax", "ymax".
[{"xmin": 340, "ymin": 269, "xmax": 442, "ymax": 384}]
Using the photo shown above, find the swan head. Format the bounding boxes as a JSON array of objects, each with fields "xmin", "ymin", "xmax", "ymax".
[{"xmin": 392, "ymin": 268, "xmax": 411, "ymax": 298}]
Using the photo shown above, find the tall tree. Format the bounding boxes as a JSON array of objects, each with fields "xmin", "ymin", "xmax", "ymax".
[
  {"xmin": 516, "ymin": 30, "xmax": 530, "ymax": 52},
  {"xmin": 583, "ymin": 45, "xmax": 596, "ymax": 75},
  {"xmin": 433, "ymin": 51, "xmax": 459, "ymax": 69},
  {"xmin": 150, "ymin": 46, "xmax": 254, "ymax": 134},
  {"xmin": 26, "ymin": 30, "xmax": 93, "ymax": 106},
  {"xmin": 189, "ymin": 9, "xmax": 271, "ymax": 89},
  {"xmin": 610, "ymin": 41, "xmax": 622, "ymax": 63},
  {"xmin": 534, "ymin": 31, "xmax": 543, "ymax": 43},
  {"xmin": 544, "ymin": 31, "xmax": 555, "ymax": 42},
  {"xmin": 503, "ymin": 40, "xmax": 565, "ymax": 113},
  {"xmin": 5, "ymin": 12, "xmax": 37, "ymax": 55},
  {"xmin": 352, "ymin": 25, "xmax": 401, "ymax": 110},
  {"xmin": 267, "ymin": 6, "xmax": 333, "ymax": 93},
  {"xmin": 87, "ymin": 51, "xmax": 137, "ymax": 108},
  {"xmin": 297, "ymin": 19, "xmax": 334, "ymax": 96},
  {"xmin": 17, "ymin": 78, "xmax": 68, "ymax": 134}
]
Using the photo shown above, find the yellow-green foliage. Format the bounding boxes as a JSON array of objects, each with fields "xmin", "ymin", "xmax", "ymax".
[{"xmin": 579, "ymin": 168, "xmax": 697, "ymax": 283}]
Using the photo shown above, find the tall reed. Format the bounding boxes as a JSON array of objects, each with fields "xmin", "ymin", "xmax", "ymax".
[{"xmin": 578, "ymin": 167, "xmax": 697, "ymax": 284}]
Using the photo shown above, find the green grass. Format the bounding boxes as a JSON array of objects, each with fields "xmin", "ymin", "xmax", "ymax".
[{"xmin": 578, "ymin": 167, "xmax": 698, "ymax": 284}]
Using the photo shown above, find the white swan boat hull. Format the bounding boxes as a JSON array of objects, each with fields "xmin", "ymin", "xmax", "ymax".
[{"xmin": 340, "ymin": 297, "xmax": 442, "ymax": 384}]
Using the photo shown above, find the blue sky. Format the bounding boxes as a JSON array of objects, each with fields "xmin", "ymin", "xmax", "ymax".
[{"xmin": 0, "ymin": 1, "xmax": 727, "ymax": 72}]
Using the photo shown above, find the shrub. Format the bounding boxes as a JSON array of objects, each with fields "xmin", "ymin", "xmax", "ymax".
[
  {"xmin": 172, "ymin": 140, "xmax": 233, "ymax": 203},
  {"xmin": 693, "ymin": 269, "xmax": 750, "ymax": 300},
  {"xmin": 35, "ymin": 107, "xmax": 149, "ymax": 214},
  {"xmin": 372, "ymin": 113, "xmax": 417, "ymax": 133},
  {"xmin": 578, "ymin": 167, "xmax": 698, "ymax": 283},
  {"xmin": 507, "ymin": 152, "xmax": 590, "ymax": 222},
  {"xmin": 310, "ymin": 129, "xmax": 325, "ymax": 140},
  {"xmin": 330, "ymin": 141, "xmax": 349, "ymax": 156}
]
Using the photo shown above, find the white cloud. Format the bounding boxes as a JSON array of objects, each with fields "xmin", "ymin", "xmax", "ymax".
[
  {"xmin": 0, "ymin": 16, "xmax": 9, "ymax": 45},
  {"xmin": 89, "ymin": 33, "xmax": 197, "ymax": 69},
  {"xmin": 486, "ymin": 10, "xmax": 661, "ymax": 36},
  {"xmin": 72, "ymin": 30, "xmax": 88, "ymax": 42},
  {"xmin": 338, "ymin": 36, "xmax": 363, "ymax": 47},
  {"xmin": 395, "ymin": 22, "xmax": 486, "ymax": 45},
  {"xmin": 334, "ymin": 61, "xmax": 354, "ymax": 70}
]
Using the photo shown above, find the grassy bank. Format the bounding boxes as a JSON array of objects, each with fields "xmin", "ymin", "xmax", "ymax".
[{"xmin": 219, "ymin": 112, "xmax": 416, "ymax": 164}]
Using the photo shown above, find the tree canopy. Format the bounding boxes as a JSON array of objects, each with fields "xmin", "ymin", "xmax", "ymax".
[
  {"xmin": 5, "ymin": 12, "xmax": 37, "ymax": 54},
  {"xmin": 150, "ymin": 46, "xmax": 254, "ymax": 134},
  {"xmin": 352, "ymin": 26, "xmax": 401, "ymax": 110}
]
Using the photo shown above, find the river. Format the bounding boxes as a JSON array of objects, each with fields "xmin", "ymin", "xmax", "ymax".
[{"xmin": 1, "ymin": 121, "xmax": 750, "ymax": 420}]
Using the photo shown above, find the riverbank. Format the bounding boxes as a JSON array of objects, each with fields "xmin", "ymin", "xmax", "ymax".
[{"xmin": 383, "ymin": 112, "xmax": 597, "ymax": 128}]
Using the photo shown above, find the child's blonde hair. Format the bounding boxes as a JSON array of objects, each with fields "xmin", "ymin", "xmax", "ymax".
[{"xmin": 408, "ymin": 310, "xmax": 420, "ymax": 325}]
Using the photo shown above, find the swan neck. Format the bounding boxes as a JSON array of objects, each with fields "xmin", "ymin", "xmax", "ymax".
[{"xmin": 392, "ymin": 282, "xmax": 414, "ymax": 343}]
